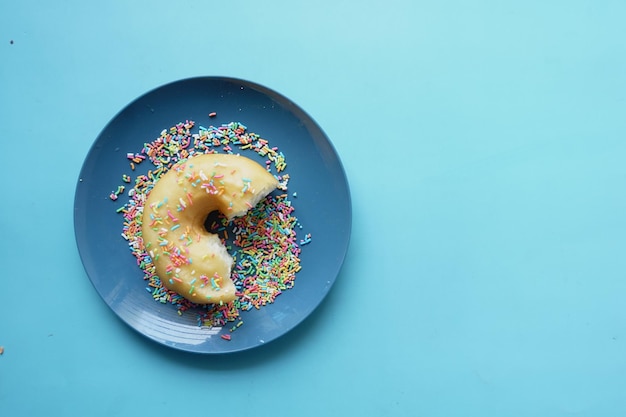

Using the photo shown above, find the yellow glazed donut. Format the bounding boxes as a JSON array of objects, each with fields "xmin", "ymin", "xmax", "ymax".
[{"xmin": 141, "ymin": 153, "xmax": 279, "ymax": 304}]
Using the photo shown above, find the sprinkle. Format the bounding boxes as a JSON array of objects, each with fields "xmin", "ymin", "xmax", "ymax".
[
  {"xmin": 209, "ymin": 112, "xmax": 217, "ymax": 118},
  {"xmin": 300, "ymin": 233, "xmax": 312, "ymax": 245},
  {"xmin": 167, "ymin": 210, "xmax": 178, "ymax": 222},
  {"xmin": 221, "ymin": 334, "xmax": 231, "ymax": 341},
  {"xmin": 113, "ymin": 120, "xmax": 308, "ymax": 329}
]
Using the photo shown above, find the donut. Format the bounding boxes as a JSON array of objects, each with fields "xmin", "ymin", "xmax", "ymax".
[{"xmin": 141, "ymin": 153, "xmax": 279, "ymax": 304}]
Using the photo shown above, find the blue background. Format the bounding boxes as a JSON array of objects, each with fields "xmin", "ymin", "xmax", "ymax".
[{"xmin": 1, "ymin": 1, "xmax": 625, "ymax": 416}]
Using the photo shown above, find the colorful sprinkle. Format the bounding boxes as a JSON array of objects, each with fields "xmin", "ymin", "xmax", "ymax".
[{"xmin": 113, "ymin": 120, "xmax": 310, "ymax": 335}]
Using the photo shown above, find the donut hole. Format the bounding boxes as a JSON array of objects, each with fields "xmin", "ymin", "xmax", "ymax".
[{"xmin": 203, "ymin": 210, "xmax": 227, "ymax": 233}]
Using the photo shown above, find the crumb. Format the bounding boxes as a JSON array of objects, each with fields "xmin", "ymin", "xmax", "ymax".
[
  {"xmin": 0, "ymin": 346, "xmax": 4, "ymax": 355},
  {"xmin": 10, "ymin": 40, "xmax": 14, "ymax": 45}
]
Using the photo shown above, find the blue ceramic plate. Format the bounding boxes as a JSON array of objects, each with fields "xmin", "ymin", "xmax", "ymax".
[{"xmin": 74, "ymin": 77, "xmax": 351, "ymax": 354}]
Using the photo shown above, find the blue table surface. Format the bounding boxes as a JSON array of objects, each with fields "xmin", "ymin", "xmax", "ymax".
[{"xmin": 1, "ymin": 1, "xmax": 625, "ymax": 416}]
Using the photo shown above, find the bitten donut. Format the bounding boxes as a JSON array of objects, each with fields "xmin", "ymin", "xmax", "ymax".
[{"xmin": 141, "ymin": 153, "xmax": 279, "ymax": 304}]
